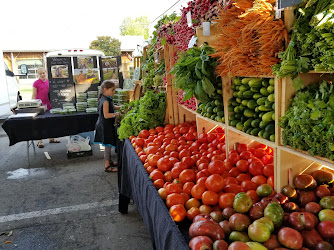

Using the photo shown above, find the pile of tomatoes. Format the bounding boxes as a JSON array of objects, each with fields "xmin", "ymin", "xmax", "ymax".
[{"xmin": 130, "ymin": 122, "xmax": 274, "ymax": 223}]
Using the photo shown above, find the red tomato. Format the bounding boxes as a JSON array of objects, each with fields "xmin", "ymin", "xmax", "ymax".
[
  {"xmin": 135, "ymin": 138, "xmax": 145, "ymax": 147},
  {"xmin": 207, "ymin": 133, "xmax": 216, "ymax": 143},
  {"xmin": 201, "ymin": 190, "xmax": 218, "ymax": 206},
  {"xmin": 249, "ymin": 160, "xmax": 265, "ymax": 176},
  {"xmin": 183, "ymin": 182, "xmax": 195, "ymax": 196},
  {"xmin": 191, "ymin": 184, "xmax": 207, "ymax": 200},
  {"xmin": 169, "ymin": 151, "xmax": 179, "ymax": 159},
  {"xmin": 199, "ymin": 143, "xmax": 209, "ymax": 150},
  {"xmin": 165, "ymin": 183, "xmax": 183, "ymax": 195},
  {"xmin": 153, "ymin": 179, "xmax": 165, "ymax": 189},
  {"xmin": 223, "ymin": 160, "xmax": 233, "ymax": 172},
  {"xmin": 263, "ymin": 163, "xmax": 274, "ymax": 177},
  {"xmin": 197, "ymin": 177, "xmax": 207, "ymax": 186},
  {"xmin": 198, "ymin": 133, "xmax": 208, "ymax": 143},
  {"xmin": 218, "ymin": 193, "xmax": 236, "ymax": 209},
  {"xmin": 179, "ymin": 169, "xmax": 196, "ymax": 184},
  {"xmin": 146, "ymin": 165, "xmax": 156, "ymax": 174},
  {"xmin": 198, "ymin": 163, "xmax": 209, "ymax": 171},
  {"xmin": 211, "ymin": 154, "xmax": 225, "ymax": 162},
  {"xmin": 139, "ymin": 155, "xmax": 147, "ymax": 163},
  {"xmin": 228, "ymin": 153, "xmax": 240, "ymax": 166},
  {"xmin": 235, "ymin": 159, "xmax": 249, "ymax": 172},
  {"xmin": 211, "ymin": 139, "xmax": 219, "ymax": 148},
  {"xmin": 198, "ymin": 205, "xmax": 213, "ymax": 215},
  {"xmin": 155, "ymin": 126, "xmax": 164, "ymax": 133},
  {"xmin": 267, "ymin": 175, "xmax": 274, "ymax": 188},
  {"xmin": 229, "ymin": 168, "xmax": 242, "ymax": 178},
  {"xmin": 164, "ymin": 171, "xmax": 173, "ymax": 183},
  {"xmin": 208, "ymin": 160, "xmax": 225, "ymax": 175},
  {"xmin": 171, "ymin": 162, "xmax": 188, "ymax": 179},
  {"xmin": 138, "ymin": 129, "xmax": 150, "ymax": 138},
  {"xmin": 179, "ymin": 149, "xmax": 191, "ymax": 159},
  {"xmin": 157, "ymin": 157, "xmax": 173, "ymax": 172},
  {"xmin": 251, "ymin": 175, "xmax": 267, "ymax": 186},
  {"xmin": 147, "ymin": 154, "xmax": 162, "ymax": 167},
  {"xmin": 145, "ymin": 146, "xmax": 159, "ymax": 155},
  {"xmin": 186, "ymin": 207, "xmax": 201, "ymax": 220},
  {"xmin": 236, "ymin": 143, "xmax": 248, "ymax": 153},
  {"xmin": 241, "ymin": 180, "xmax": 258, "ymax": 192},
  {"xmin": 166, "ymin": 193, "xmax": 185, "ymax": 208},
  {"xmin": 181, "ymin": 192, "xmax": 190, "ymax": 203},
  {"xmin": 181, "ymin": 156, "xmax": 195, "ymax": 168},
  {"xmin": 149, "ymin": 169, "xmax": 164, "ymax": 182},
  {"xmin": 253, "ymin": 148, "xmax": 267, "ymax": 158},
  {"xmin": 205, "ymin": 174, "xmax": 225, "ymax": 192},
  {"xmin": 223, "ymin": 184, "xmax": 242, "ymax": 194},
  {"xmin": 169, "ymin": 157, "xmax": 179, "ymax": 165},
  {"xmin": 185, "ymin": 198, "xmax": 201, "ymax": 210},
  {"xmin": 236, "ymin": 173, "xmax": 252, "ymax": 183},
  {"xmin": 261, "ymin": 155, "xmax": 273, "ymax": 165},
  {"xmin": 158, "ymin": 188, "xmax": 167, "ymax": 200},
  {"xmin": 196, "ymin": 170, "xmax": 209, "ymax": 180},
  {"xmin": 246, "ymin": 190, "xmax": 260, "ymax": 203},
  {"xmin": 240, "ymin": 150, "xmax": 253, "ymax": 160},
  {"xmin": 179, "ymin": 126, "xmax": 189, "ymax": 134},
  {"xmin": 184, "ymin": 133, "xmax": 195, "ymax": 141},
  {"xmin": 224, "ymin": 177, "xmax": 239, "ymax": 185},
  {"xmin": 165, "ymin": 144, "xmax": 178, "ymax": 152}
]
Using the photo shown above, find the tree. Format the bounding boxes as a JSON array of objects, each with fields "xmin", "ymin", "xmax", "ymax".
[
  {"xmin": 120, "ymin": 16, "xmax": 150, "ymax": 39},
  {"xmin": 89, "ymin": 36, "xmax": 121, "ymax": 56}
]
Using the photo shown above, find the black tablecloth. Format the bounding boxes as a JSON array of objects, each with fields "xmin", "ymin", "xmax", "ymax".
[
  {"xmin": 119, "ymin": 139, "xmax": 189, "ymax": 250},
  {"xmin": 2, "ymin": 111, "xmax": 99, "ymax": 146}
]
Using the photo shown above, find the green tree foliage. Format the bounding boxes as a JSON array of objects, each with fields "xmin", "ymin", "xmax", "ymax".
[
  {"xmin": 120, "ymin": 16, "xmax": 150, "ymax": 39},
  {"xmin": 89, "ymin": 36, "xmax": 121, "ymax": 56}
]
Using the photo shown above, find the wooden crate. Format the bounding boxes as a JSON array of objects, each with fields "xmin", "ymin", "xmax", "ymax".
[
  {"xmin": 223, "ymin": 76, "xmax": 279, "ymax": 146},
  {"xmin": 277, "ymin": 147, "xmax": 334, "ymax": 191},
  {"xmin": 196, "ymin": 114, "xmax": 225, "ymax": 138},
  {"xmin": 196, "ymin": 23, "xmax": 220, "ymax": 47},
  {"xmin": 178, "ymin": 105, "xmax": 197, "ymax": 124}
]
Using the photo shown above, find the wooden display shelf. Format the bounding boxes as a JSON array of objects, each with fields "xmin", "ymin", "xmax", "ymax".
[
  {"xmin": 277, "ymin": 146, "xmax": 334, "ymax": 192},
  {"xmin": 196, "ymin": 114, "xmax": 226, "ymax": 138},
  {"xmin": 196, "ymin": 23, "xmax": 220, "ymax": 47},
  {"xmin": 178, "ymin": 104, "xmax": 197, "ymax": 124},
  {"xmin": 223, "ymin": 76, "xmax": 280, "ymax": 146},
  {"xmin": 227, "ymin": 126, "xmax": 276, "ymax": 149}
]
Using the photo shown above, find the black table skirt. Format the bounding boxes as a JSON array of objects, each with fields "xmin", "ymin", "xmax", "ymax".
[
  {"xmin": 118, "ymin": 139, "xmax": 190, "ymax": 250},
  {"xmin": 2, "ymin": 111, "xmax": 99, "ymax": 146}
]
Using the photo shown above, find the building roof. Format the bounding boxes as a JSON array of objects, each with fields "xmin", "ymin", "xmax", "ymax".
[{"xmin": 3, "ymin": 36, "xmax": 145, "ymax": 54}]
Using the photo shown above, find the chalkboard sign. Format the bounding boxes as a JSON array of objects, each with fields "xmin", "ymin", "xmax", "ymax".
[
  {"xmin": 278, "ymin": 0, "xmax": 302, "ymax": 9},
  {"xmin": 47, "ymin": 57, "xmax": 75, "ymax": 109}
]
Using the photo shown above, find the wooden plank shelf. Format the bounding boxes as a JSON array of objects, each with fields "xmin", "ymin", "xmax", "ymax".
[
  {"xmin": 279, "ymin": 145, "xmax": 334, "ymax": 170},
  {"xmin": 196, "ymin": 114, "xmax": 226, "ymax": 137},
  {"xmin": 227, "ymin": 126, "xmax": 276, "ymax": 149}
]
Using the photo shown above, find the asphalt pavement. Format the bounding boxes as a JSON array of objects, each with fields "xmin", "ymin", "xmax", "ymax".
[{"xmin": 0, "ymin": 123, "xmax": 153, "ymax": 250}]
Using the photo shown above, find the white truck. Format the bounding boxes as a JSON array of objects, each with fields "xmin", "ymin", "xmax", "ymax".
[{"xmin": 0, "ymin": 49, "xmax": 25, "ymax": 117}]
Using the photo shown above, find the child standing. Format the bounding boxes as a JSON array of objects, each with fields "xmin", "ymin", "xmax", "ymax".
[
  {"xmin": 32, "ymin": 67, "xmax": 60, "ymax": 148},
  {"xmin": 94, "ymin": 80, "xmax": 120, "ymax": 172}
]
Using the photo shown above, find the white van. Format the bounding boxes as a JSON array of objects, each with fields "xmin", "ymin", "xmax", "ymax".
[{"xmin": 0, "ymin": 50, "xmax": 23, "ymax": 116}]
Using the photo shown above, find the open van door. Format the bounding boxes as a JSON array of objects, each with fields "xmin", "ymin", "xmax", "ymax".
[{"xmin": 0, "ymin": 50, "xmax": 11, "ymax": 117}]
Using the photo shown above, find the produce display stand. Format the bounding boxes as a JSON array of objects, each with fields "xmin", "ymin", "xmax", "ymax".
[
  {"xmin": 118, "ymin": 139, "xmax": 189, "ymax": 250},
  {"xmin": 163, "ymin": 19, "xmax": 334, "ymax": 193}
]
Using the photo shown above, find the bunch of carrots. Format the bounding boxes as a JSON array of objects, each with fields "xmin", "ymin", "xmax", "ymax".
[{"xmin": 211, "ymin": 0, "xmax": 287, "ymax": 76}]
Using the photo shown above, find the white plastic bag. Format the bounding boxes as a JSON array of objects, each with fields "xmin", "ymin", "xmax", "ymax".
[{"xmin": 66, "ymin": 135, "xmax": 91, "ymax": 152}]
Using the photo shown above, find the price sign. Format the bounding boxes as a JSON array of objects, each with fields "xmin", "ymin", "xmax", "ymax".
[
  {"xmin": 187, "ymin": 11, "xmax": 192, "ymax": 27},
  {"xmin": 202, "ymin": 22, "xmax": 211, "ymax": 36}
]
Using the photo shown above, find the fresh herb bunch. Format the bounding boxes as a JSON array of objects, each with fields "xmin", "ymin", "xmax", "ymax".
[
  {"xmin": 170, "ymin": 43, "xmax": 220, "ymax": 103},
  {"xmin": 273, "ymin": 0, "xmax": 334, "ymax": 78},
  {"xmin": 279, "ymin": 80, "xmax": 334, "ymax": 160},
  {"xmin": 117, "ymin": 91, "xmax": 166, "ymax": 140},
  {"xmin": 115, "ymin": 102, "xmax": 135, "ymax": 126}
]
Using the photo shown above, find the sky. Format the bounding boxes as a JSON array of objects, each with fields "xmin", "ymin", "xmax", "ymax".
[{"xmin": 0, "ymin": 0, "xmax": 188, "ymax": 51}]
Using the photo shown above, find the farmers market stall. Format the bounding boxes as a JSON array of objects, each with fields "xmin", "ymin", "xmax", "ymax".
[
  {"xmin": 2, "ymin": 111, "xmax": 98, "ymax": 164},
  {"xmin": 118, "ymin": 139, "xmax": 189, "ymax": 250}
]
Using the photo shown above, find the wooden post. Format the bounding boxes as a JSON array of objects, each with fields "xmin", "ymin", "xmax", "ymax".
[{"xmin": 164, "ymin": 45, "xmax": 174, "ymax": 124}]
